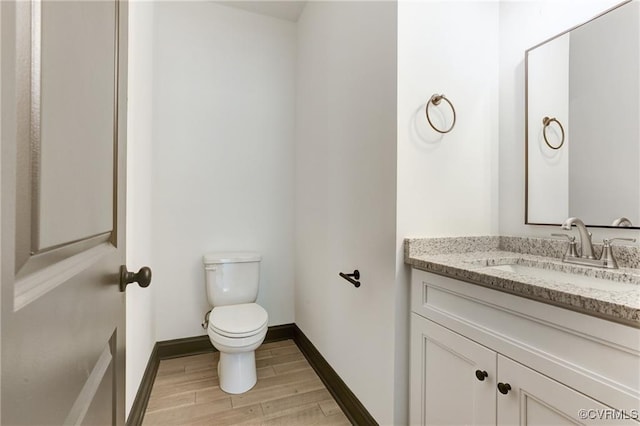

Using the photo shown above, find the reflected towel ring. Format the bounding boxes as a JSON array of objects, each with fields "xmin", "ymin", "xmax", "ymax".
[
  {"xmin": 542, "ymin": 116, "xmax": 565, "ymax": 150},
  {"xmin": 425, "ymin": 94, "xmax": 456, "ymax": 134}
]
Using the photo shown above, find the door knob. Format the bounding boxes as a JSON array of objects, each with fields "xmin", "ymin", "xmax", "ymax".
[{"xmin": 119, "ymin": 265, "xmax": 152, "ymax": 292}]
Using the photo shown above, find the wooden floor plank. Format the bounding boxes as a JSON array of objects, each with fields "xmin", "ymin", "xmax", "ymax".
[
  {"xmin": 256, "ymin": 351, "xmax": 305, "ymax": 368},
  {"xmin": 143, "ymin": 397, "xmax": 232, "ymax": 425},
  {"xmin": 257, "ymin": 365, "xmax": 277, "ymax": 379},
  {"xmin": 313, "ymin": 412, "xmax": 352, "ymax": 426},
  {"xmin": 183, "ymin": 352, "xmax": 218, "ymax": 373},
  {"xmin": 145, "ymin": 391, "xmax": 196, "ymax": 414},
  {"xmin": 261, "ymin": 388, "xmax": 333, "ymax": 416},
  {"xmin": 318, "ymin": 399, "xmax": 343, "ymax": 417},
  {"xmin": 260, "ymin": 404, "xmax": 326, "ymax": 426},
  {"xmin": 149, "ymin": 376, "xmax": 220, "ymax": 400},
  {"xmin": 152, "ymin": 366, "xmax": 217, "ymax": 387},
  {"xmin": 272, "ymin": 359, "xmax": 312, "ymax": 375},
  {"xmin": 259, "ymin": 340, "xmax": 296, "ymax": 350},
  {"xmin": 183, "ymin": 403, "xmax": 265, "ymax": 426},
  {"xmin": 234, "ymin": 401, "xmax": 322, "ymax": 425},
  {"xmin": 248, "ymin": 368, "xmax": 320, "ymax": 391},
  {"xmin": 255, "ymin": 349, "xmax": 273, "ymax": 360},
  {"xmin": 231, "ymin": 377, "xmax": 325, "ymax": 409},
  {"xmin": 269, "ymin": 345, "xmax": 302, "ymax": 357},
  {"xmin": 195, "ymin": 385, "xmax": 234, "ymax": 405},
  {"xmin": 155, "ymin": 363, "xmax": 185, "ymax": 377},
  {"xmin": 142, "ymin": 339, "xmax": 349, "ymax": 426},
  {"xmin": 159, "ymin": 352, "xmax": 214, "ymax": 369}
]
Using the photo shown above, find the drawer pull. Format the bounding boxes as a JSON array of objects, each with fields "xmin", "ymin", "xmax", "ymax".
[
  {"xmin": 497, "ymin": 382, "xmax": 511, "ymax": 394},
  {"xmin": 475, "ymin": 370, "xmax": 488, "ymax": 381}
]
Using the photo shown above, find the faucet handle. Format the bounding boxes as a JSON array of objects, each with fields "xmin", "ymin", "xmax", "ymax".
[
  {"xmin": 551, "ymin": 233, "xmax": 575, "ymax": 241},
  {"xmin": 602, "ymin": 237, "xmax": 637, "ymax": 246},
  {"xmin": 551, "ymin": 233, "xmax": 579, "ymax": 258},
  {"xmin": 600, "ymin": 238, "xmax": 636, "ymax": 269}
]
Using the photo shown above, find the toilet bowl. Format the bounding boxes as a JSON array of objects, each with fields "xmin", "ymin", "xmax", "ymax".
[
  {"xmin": 207, "ymin": 303, "xmax": 268, "ymax": 394},
  {"xmin": 203, "ymin": 252, "xmax": 268, "ymax": 393},
  {"xmin": 207, "ymin": 303, "xmax": 268, "ymax": 393}
]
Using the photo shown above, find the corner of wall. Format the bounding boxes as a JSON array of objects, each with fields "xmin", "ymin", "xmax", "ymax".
[{"xmin": 125, "ymin": 0, "xmax": 156, "ymax": 417}]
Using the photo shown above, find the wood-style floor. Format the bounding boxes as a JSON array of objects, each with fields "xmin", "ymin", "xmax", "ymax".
[{"xmin": 142, "ymin": 339, "xmax": 351, "ymax": 425}]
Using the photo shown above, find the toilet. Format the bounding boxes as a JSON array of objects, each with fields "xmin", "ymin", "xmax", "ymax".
[{"xmin": 203, "ymin": 252, "xmax": 269, "ymax": 394}]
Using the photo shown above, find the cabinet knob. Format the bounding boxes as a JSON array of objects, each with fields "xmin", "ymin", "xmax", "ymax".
[
  {"xmin": 475, "ymin": 370, "xmax": 488, "ymax": 381},
  {"xmin": 497, "ymin": 382, "xmax": 512, "ymax": 394}
]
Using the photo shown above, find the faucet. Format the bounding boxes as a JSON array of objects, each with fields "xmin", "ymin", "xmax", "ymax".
[
  {"xmin": 612, "ymin": 217, "xmax": 633, "ymax": 227},
  {"xmin": 556, "ymin": 217, "xmax": 637, "ymax": 269},
  {"xmin": 561, "ymin": 217, "xmax": 595, "ymax": 259}
]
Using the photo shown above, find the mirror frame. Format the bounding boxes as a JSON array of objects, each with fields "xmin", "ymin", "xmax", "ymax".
[{"xmin": 524, "ymin": 0, "xmax": 638, "ymax": 229}]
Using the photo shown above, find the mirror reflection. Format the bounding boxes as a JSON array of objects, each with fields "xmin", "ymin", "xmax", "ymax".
[{"xmin": 526, "ymin": 1, "xmax": 640, "ymax": 228}]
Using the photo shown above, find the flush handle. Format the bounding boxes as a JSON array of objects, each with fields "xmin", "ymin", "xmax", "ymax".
[{"xmin": 119, "ymin": 265, "xmax": 152, "ymax": 292}]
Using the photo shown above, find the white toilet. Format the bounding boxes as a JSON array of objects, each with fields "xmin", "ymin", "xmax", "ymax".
[{"xmin": 203, "ymin": 252, "xmax": 269, "ymax": 394}]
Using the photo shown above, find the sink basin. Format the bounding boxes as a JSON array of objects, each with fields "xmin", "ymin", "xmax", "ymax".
[{"xmin": 484, "ymin": 264, "xmax": 637, "ymax": 291}]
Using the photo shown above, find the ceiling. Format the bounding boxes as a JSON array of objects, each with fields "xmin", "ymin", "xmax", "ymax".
[{"xmin": 216, "ymin": 1, "xmax": 308, "ymax": 22}]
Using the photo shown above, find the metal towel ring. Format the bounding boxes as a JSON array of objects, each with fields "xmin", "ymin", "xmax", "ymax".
[
  {"xmin": 542, "ymin": 116, "xmax": 565, "ymax": 150},
  {"xmin": 425, "ymin": 94, "xmax": 456, "ymax": 134}
]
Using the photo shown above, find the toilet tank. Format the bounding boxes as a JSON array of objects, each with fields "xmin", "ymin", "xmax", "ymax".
[{"xmin": 203, "ymin": 252, "xmax": 261, "ymax": 307}]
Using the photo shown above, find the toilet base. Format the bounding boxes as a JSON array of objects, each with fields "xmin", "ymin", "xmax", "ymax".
[{"xmin": 218, "ymin": 351, "xmax": 257, "ymax": 394}]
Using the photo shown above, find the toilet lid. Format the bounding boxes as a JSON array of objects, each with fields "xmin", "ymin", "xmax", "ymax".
[{"xmin": 209, "ymin": 303, "xmax": 268, "ymax": 338}]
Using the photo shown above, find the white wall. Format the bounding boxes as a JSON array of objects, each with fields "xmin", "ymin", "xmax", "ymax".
[
  {"xmin": 396, "ymin": 2, "xmax": 500, "ymax": 422},
  {"xmin": 295, "ymin": 2, "xmax": 398, "ymax": 423},
  {"xmin": 151, "ymin": 2, "xmax": 296, "ymax": 341},
  {"xmin": 126, "ymin": 0, "xmax": 156, "ymax": 417},
  {"xmin": 498, "ymin": 0, "xmax": 639, "ymax": 241},
  {"xmin": 397, "ymin": 0, "xmax": 500, "ymax": 240}
]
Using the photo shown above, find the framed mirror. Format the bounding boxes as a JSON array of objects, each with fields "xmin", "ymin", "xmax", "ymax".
[{"xmin": 525, "ymin": 0, "xmax": 640, "ymax": 228}]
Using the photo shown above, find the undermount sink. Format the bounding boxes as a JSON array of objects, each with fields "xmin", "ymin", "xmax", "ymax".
[{"xmin": 484, "ymin": 263, "xmax": 638, "ymax": 292}]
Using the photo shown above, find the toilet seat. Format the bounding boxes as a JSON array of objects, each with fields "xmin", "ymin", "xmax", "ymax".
[{"xmin": 209, "ymin": 303, "xmax": 268, "ymax": 338}]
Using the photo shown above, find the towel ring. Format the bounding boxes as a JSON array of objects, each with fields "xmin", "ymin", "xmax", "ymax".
[
  {"xmin": 542, "ymin": 116, "xmax": 565, "ymax": 150},
  {"xmin": 425, "ymin": 94, "xmax": 456, "ymax": 134}
]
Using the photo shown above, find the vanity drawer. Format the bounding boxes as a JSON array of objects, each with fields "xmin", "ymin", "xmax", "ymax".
[{"xmin": 411, "ymin": 268, "xmax": 640, "ymax": 412}]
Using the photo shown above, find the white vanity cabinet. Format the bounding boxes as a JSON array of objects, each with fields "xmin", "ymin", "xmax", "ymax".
[
  {"xmin": 410, "ymin": 315, "xmax": 496, "ymax": 425},
  {"xmin": 410, "ymin": 269, "xmax": 640, "ymax": 426},
  {"xmin": 497, "ymin": 354, "xmax": 612, "ymax": 425}
]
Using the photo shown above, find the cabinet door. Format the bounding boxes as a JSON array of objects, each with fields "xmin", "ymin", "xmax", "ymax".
[
  {"xmin": 497, "ymin": 355, "xmax": 638, "ymax": 425},
  {"xmin": 410, "ymin": 314, "xmax": 497, "ymax": 426}
]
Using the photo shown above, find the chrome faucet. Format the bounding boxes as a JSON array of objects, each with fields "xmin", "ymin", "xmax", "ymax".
[
  {"xmin": 561, "ymin": 217, "xmax": 595, "ymax": 259},
  {"xmin": 556, "ymin": 217, "xmax": 637, "ymax": 269}
]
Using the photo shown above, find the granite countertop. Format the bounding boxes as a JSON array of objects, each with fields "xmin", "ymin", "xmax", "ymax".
[{"xmin": 405, "ymin": 236, "xmax": 640, "ymax": 327}]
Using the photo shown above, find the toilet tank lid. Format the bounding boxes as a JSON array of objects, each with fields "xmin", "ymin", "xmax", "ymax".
[{"xmin": 203, "ymin": 252, "xmax": 261, "ymax": 264}]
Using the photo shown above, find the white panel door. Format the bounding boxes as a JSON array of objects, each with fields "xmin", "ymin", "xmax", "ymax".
[
  {"xmin": 410, "ymin": 314, "xmax": 497, "ymax": 426},
  {"xmin": 1, "ymin": 1, "xmax": 129, "ymax": 424},
  {"xmin": 497, "ymin": 355, "xmax": 638, "ymax": 426}
]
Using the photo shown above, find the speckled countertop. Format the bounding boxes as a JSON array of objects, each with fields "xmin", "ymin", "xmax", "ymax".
[{"xmin": 405, "ymin": 236, "xmax": 640, "ymax": 327}]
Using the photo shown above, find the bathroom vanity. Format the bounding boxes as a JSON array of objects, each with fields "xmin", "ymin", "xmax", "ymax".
[{"xmin": 405, "ymin": 237, "xmax": 640, "ymax": 425}]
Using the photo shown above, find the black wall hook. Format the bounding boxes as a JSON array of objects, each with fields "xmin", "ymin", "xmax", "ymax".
[{"xmin": 339, "ymin": 270, "xmax": 360, "ymax": 288}]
